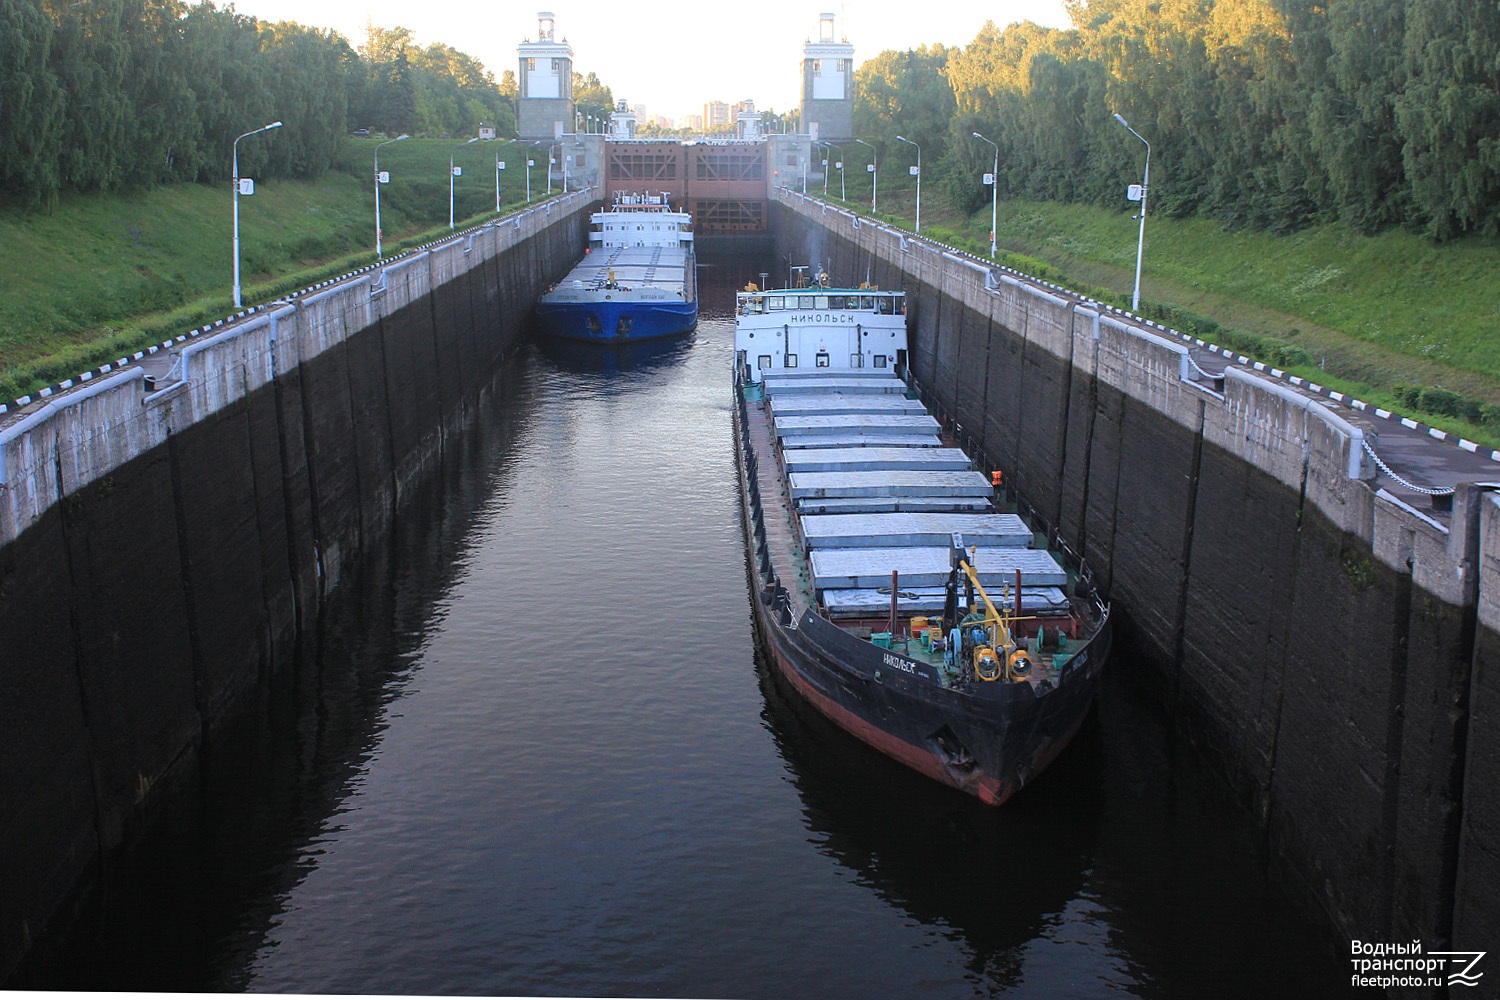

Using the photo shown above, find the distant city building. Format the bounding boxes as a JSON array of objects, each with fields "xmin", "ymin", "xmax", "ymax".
[
  {"xmin": 517, "ymin": 11, "xmax": 574, "ymax": 140},
  {"xmin": 733, "ymin": 99, "xmax": 756, "ymax": 118},
  {"xmin": 799, "ymin": 12, "xmax": 853, "ymax": 141},
  {"xmin": 704, "ymin": 101, "xmax": 732, "ymax": 128},
  {"xmin": 682, "ymin": 113, "xmax": 704, "ymax": 131}
]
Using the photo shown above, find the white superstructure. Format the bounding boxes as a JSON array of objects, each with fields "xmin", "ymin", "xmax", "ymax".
[{"xmin": 735, "ymin": 278, "xmax": 907, "ymax": 383}]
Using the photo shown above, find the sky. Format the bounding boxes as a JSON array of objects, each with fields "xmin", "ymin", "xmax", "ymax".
[{"xmin": 227, "ymin": 0, "xmax": 1074, "ymax": 121}]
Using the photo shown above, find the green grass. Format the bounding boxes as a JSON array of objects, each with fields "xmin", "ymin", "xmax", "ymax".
[
  {"xmin": 828, "ymin": 174, "xmax": 1500, "ymax": 446},
  {"xmin": 0, "ymin": 137, "xmax": 557, "ymax": 402},
  {"xmin": 10, "ymin": 143, "xmax": 1500, "ymax": 444}
]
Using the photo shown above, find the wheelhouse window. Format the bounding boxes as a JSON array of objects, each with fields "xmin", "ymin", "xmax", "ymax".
[
  {"xmin": 786, "ymin": 354, "xmax": 798, "ymax": 368},
  {"xmin": 757, "ymin": 355, "xmax": 772, "ymax": 370},
  {"xmin": 873, "ymin": 355, "xmax": 887, "ymax": 368},
  {"xmin": 850, "ymin": 353, "xmax": 863, "ymax": 368},
  {"xmin": 815, "ymin": 352, "xmax": 830, "ymax": 367},
  {"xmin": 766, "ymin": 297, "xmax": 785, "ymax": 311}
]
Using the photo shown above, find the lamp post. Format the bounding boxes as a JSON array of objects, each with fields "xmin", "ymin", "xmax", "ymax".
[
  {"xmin": 818, "ymin": 142, "xmax": 830, "ymax": 196},
  {"xmin": 1112, "ymin": 112, "xmax": 1150, "ymax": 312},
  {"xmin": 834, "ymin": 146, "xmax": 845, "ymax": 201},
  {"xmin": 852, "ymin": 137, "xmax": 877, "ymax": 214},
  {"xmin": 374, "ymin": 134, "xmax": 409, "ymax": 259},
  {"xmin": 495, "ymin": 140, "xmax": 510, "ymax": 213},
  {"xmin": 526, "ymin": 148, "xmax": 535, "ymax": 202},
  {"xmin": 547, "ymin": 143, "xmax": 558, "ymax": 195},
  {"xmin": 232, "ymin": 120, "xmax": 282, "ymax": 308},
  {"xmin": 972, "ymin": 131, "xmax": 998, "ymax": 260},
  {"xmin": 895, "ymin": 134, "xmax": 920, "ymax": 233},
  {"xmin": 450, "ymin": 136, "xmax": 478, "ymax": 230}
]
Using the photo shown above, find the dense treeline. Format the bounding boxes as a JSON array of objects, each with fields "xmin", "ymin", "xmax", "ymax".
[
  {"xmin": 855, "ymin": 0, "xmax": 1500, "ymax": 240},
  {"xmin": 0, "ymin": 0, "xmax": 517, "ymax": 210},
  {"xmin": 356, "ymin": 25, "xmax": 516, "ymax": 144}
]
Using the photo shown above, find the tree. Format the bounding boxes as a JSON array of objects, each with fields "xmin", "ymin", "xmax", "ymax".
[
  {"xmin": 1395, "ymin": 0, "xmax": 1500, "ymax": 238},
  {"xmin": 0, "ymin": 0, "xmax": 66, "ymax": 206},
  {"xmin": 854, "ymin": 45, "xmax": 954, "ymax": 163}
]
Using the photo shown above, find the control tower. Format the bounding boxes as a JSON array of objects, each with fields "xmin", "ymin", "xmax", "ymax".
[
  {"xmin": 517, "ymin": 11, "xmax": 574, "ymax": 140},
  {"xmin": 798, "ymin": 12, "xmax": 854, "ymax": 141}
]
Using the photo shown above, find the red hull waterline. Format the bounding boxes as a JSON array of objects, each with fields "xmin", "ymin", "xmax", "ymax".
[{"xmin": 760, "ymin": 623, "xmax": 1087, "ymax": 806}]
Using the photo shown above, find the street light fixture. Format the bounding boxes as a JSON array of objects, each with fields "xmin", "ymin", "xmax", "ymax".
[
  {"xmin": 374, "ymin": 133, "xmax": 409, "ymax": 259},
  {"xmin": 852, "ymin": 138, "xmax": 877, "ymax": 214},
  {"xmin": 525, "ymin": 144, "xmax": 536, "ymax": 202},
  {"xmin": 895, "ymin": 134, "xmax": 920, "ymax": 233},
  {"xmin": 972, "ymin": 131, "xmax": 998, "ymax": 260},
  {"xmin": 833, "ymin": 145, "xmax": 845, "ymax": 201},
  {"xmin": 451, "ymin": 136, "xmax": 478, "ymax": 230},
  {"xmin": 495, "ymin": 139, "xmax": 512, "ymax": 213},
  {"xmin": 1113, "ymin": 112, "xmax": 1151, "ymax": 312},
  {"xmin": 232, "ymin": 119, "xmax": 282, "ymax": 308}
]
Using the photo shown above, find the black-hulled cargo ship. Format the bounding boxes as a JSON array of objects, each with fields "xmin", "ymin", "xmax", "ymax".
[{"xmin": 732, "ymin": 276, "xmax": 1111, "ymax": 805}]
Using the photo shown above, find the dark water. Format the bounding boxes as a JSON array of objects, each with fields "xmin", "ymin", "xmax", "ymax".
[{"xmin": 41, "ymin": 256, "xmax": 1348, "ymax": 997}]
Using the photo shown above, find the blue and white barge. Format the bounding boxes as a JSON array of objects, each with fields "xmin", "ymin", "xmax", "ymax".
[{"xmin": 535, "ymin": 192, "xmax": 697, "ymax": 343}]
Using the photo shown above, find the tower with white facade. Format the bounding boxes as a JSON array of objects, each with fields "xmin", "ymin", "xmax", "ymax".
[
  {"xmin": 517, "ymin": 12, "xmax": 574, "ymax": 140},
  {"xmin": 798, "ymin": 12, "xmax": 853, "ymax": 141}
]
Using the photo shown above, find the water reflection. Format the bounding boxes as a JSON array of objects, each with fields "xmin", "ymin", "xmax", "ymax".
[
  {"xmin": 755, "ymin": 645, "xmax": 1121, "ymax": 995},
  {"xmin": 533, "ymin": 330, "xmax": 697, "ymax": 381},
  {"xmin": 753, "ymin": 642, "xmax": 1346, "ymax": 998}
]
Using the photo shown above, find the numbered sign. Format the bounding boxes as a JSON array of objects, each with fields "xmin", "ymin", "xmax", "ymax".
[
  {"xmin": 909, "ymin": 166, "xmax": 919, "ymax": 176},
  {"xmin": 1127, "ymin": 183, "xmax": 1145, "ymax": 201},
  {"xmin": 866, "ymin": 163, "xmax": 875, "ymax": 173},
  {"xmin": 237, "ymin": 178, "xmax": 255, "ymax": 195},
  {"xmin": 983, "ymin": 172, "xmax": 994, "ymax": 185},
  {"xmin": 377, "ymin": 170, "xmax": 390, "ymax": 184},
  {"xmin": 498, "ymin": 161, "xmax": 507, "ymax": 170},
  {"xmin": 452, "ymin": 166, "xmax": 463, "ymax": 177}
]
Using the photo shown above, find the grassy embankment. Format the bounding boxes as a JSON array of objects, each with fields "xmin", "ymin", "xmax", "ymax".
[
  {"xmin": 6, "ymin": 142, "xmax": 1500, "ymax": 446},
  {"xmin": 834, "ymin": 170, "xmax": 1500, "ymax": 447},
  {"xmin": 0, "ymin": 137, "xmax": 559, "ymax": 403}
]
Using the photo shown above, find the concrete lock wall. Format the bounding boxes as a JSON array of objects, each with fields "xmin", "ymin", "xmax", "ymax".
[
  {"xmin": 0, "ymin": 192, "xmax": 595, "ymax": 981},
  {"xmin": 772, "ymin": 191, "xmax": 1497, "ymax": 962}
]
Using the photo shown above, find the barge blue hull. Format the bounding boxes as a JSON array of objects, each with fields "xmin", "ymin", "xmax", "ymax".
[{"xmin": 536, "ymin": 298, "xmax": 698, "ymax": 344}]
